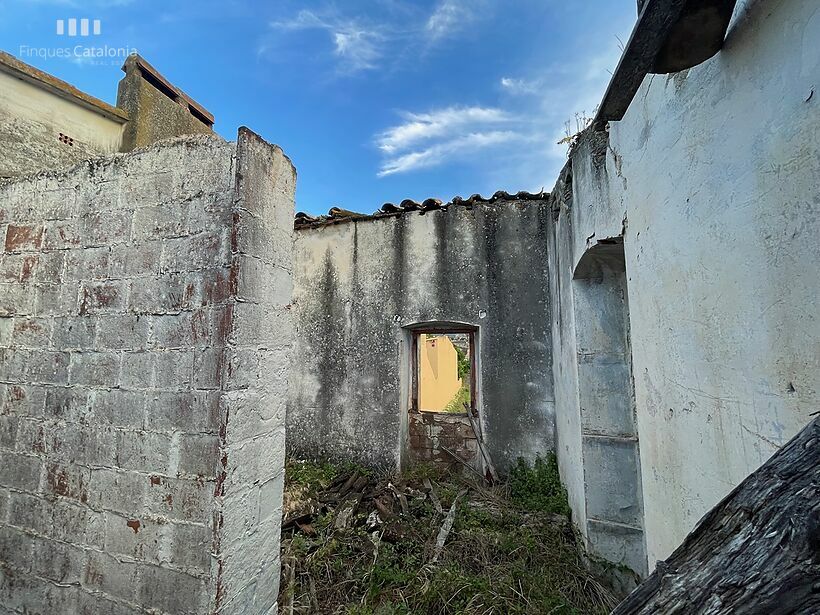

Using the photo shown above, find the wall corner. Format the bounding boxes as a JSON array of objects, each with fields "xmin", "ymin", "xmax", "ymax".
[{"xmin": 211, "ymin": 127, "xmax": 295, "ymax": 614}]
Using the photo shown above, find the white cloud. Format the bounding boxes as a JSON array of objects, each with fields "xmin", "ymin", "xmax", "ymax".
[
  {"xmin": 270, "ymin": 10, "xmax": 383, "ymax": 73},
  {"xmin": 378, "ymin": 130, "xmax": 519, "ymax": 176},
  {"xmin": 376, "ymin": 106, "xmax": 511, "ymax": 154},
  {"xmin": 265, "ymin": 1, "xmax": 486, "ymax": 76},
  {"xmin": 373, "ymin": 6, "xmax": 633, "ymax": 186},
  {"xmin": 332, "ymin": 29, "xmax": 380, "ymax": 71},
  {"xmin": 376, "ymin": 105, "xmax": 521, "ymax": 176},
  {"xmin": 425, "ymin": 0, "xmax": 480, "ymax": 41},
  {"xmin": 500, "ymin": 76, "xmax": 540, "ymax": 95}
]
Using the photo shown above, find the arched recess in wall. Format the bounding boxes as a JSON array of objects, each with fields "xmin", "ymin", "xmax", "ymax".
[
  {"xmin": 400, "ymin": 321, "xmax": 484, "ymax": 475},
  {"xmin": 572, "ymin": 239, "xmax": 648, "ymax": 577}
]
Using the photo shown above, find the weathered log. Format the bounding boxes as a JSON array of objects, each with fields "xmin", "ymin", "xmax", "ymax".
[{"xmin": 613, "ymin": 416, "xmax": 820, "ymax": 614}]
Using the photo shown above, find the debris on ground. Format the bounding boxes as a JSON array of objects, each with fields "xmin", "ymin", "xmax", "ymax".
[{"xmin": 279, "ymin": 456, "xmax": 617, "ymax": 614}]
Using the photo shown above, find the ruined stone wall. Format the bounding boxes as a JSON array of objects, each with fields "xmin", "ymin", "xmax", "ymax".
[
  {"xmin": 0, "ymin": 130, "xmax": 293, "ymax": 614},
  {"xmin": 214, "ymin": 129, "xmax": 294, "ymax": 614},
  {"xmin": 407, "ymin": 411, "xmax": 479, "ymax": 473},
  {"xmin": 289, "ymin": 200, "xmax": 554, "ymax": 472},
  {"xmin": 555, "ymin": 0, "xmax": 820, "ymax": 572},
  {"xmin": 549, "ymin": 144, "xmax": 647, "ymax": 582}
]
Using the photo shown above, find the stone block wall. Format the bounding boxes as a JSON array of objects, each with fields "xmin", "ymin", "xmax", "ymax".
[
  {"xmin": 0, "ymin": 129, "xmax": 293, "ymax": 614},
  {"xmin": 212, "ymin": 129, "xmax": 294, "ymax": 614},
  {"xmin": 407, "ymin": 411, "xmax": 479, "ymax": 473}
]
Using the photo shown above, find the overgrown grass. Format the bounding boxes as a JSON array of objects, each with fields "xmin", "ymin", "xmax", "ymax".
[
  {"xmin": 286, "ymin": 459, "xmax": 339, "ymax": 492},
  {"xmin": 280, "ymin": 457, "xmax": 614, "ymax": 614},
  {"xmin": 442, "ymin": 383, "xmax": 471, "ymax": 414},
  {"xmin": 509, "ymin": 454, "xmax": 571, "ymax": 517}
]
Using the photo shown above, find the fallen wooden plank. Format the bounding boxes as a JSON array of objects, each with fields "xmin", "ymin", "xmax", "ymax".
[
  {"xmin": 432, "ymin": 489, "xmax": 468, "ymax": 563},
  {"xmin": 424, "ymin": 477, "xmax": 444, "ymax": 514},
  {"xmin": 338, "ymin": 471, "xmax": 360, "ymax": 497},
  {"xmin": 613, "ymin": 416, "xmax": 820, "ymax": 614},
  {"xmin": 333, "ymin": 493, "xmax": 362, "ymax": 530},
  {"xmin": 387, "ymin": 483, "xmax": 409, "ymax": 515},
  {"xmin": 441, "ymin": 445, "xmax": 484, "ymax": 479},
  {"xmin": 464, "ymin": 403, "xmax": 499, "ymax": 483}
]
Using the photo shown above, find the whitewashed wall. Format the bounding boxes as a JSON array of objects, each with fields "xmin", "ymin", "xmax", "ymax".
[{"xmin": 560, "ymin": 0, "xmax": 820, "ymax": 569}]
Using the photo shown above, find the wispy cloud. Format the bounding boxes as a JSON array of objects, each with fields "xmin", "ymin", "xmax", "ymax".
[
  {"xmin": 270, "ymin": 9, "xmax": 383, "ymax": 73},
  {"xmin": 376, "ymin": 106, "xmax": 521, "ymax": 176},
  {"xmin": 378, "ymin": 40, "xmax": 628, "ymax": 186},
  {"xmin": 379, "ymin": 131, "xmax": 519, "ymax": 177},
  {"xmin": 425, "ymin": 0, "xmax": 476, "ymax": 41},
  {"xmin": 499, "ymin": 76, "xmax": 540, "ymax": 95},
  {"xmin": 377, "ymin": 106, "xmax": 511, "ymax": 154},
  {"xmin": 265, "ymin": 1, "xmax": 488, "ymax": 76}
]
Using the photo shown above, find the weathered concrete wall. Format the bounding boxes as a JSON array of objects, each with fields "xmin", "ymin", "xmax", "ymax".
[
  {"xmin": 557, "ymin": 0, "xmax": 820, "ymax": 571},
  {"xmin": 0, "ymin": 52, "xmax": 127, "ymax": 179},
  {"xmin": 290, "ymin": 201, "xmax": 554, "ymax": 472},
  {"xmin": 549, "ymin": 146, "xmax": 647, "ymax": 580},
  {"xmin": 0, "ymin": 129, "xmax": 293, "ymax": 613},
  {"xmin": 548, "ymin": 167, "xmax": 588, "ymax": 547},
  {"xmin": 117, "ymin": 56, "xmax": 213, "ymax": 153}
]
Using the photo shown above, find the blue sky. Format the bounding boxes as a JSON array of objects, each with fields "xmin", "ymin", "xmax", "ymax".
[{"xmin": 0, "ymin": 1, "xmax": 636, "ymax": 215}]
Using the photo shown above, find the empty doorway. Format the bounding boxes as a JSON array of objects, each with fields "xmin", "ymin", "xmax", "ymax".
[{"xmin": 406, "ymin": 325, "xmax": 481, "ymax": 473}]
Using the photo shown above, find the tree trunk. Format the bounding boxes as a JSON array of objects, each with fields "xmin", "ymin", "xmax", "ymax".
[{"xmin": 613, "ymin": 416, "xmax": 820, "ymax": 614}]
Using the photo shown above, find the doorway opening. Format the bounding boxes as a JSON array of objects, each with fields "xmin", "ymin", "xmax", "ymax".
[{"xmin": 406, "ymin": 325, "xmax": 480, "ymax": 472}]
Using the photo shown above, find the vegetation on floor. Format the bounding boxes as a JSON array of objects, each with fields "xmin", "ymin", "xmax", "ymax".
[
  {"xmin": 440, "ymin": 345, "xmax": 471, "ymax": 414},
  {"xmin": 279, "ymin": 455, "xmax": 616, "ymax": 614},
  {"xmin": 442, "ymin": 383, "xmax": 471, "ymax": 414},
  {"xmin": 509, "ymin": 454, "xmax": 571, "ymax": 517}
]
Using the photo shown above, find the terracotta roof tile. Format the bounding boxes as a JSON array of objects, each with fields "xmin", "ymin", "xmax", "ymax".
[{"xmin": 294, "ymin": 190, "xmax": 549, "ymax": 229}]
